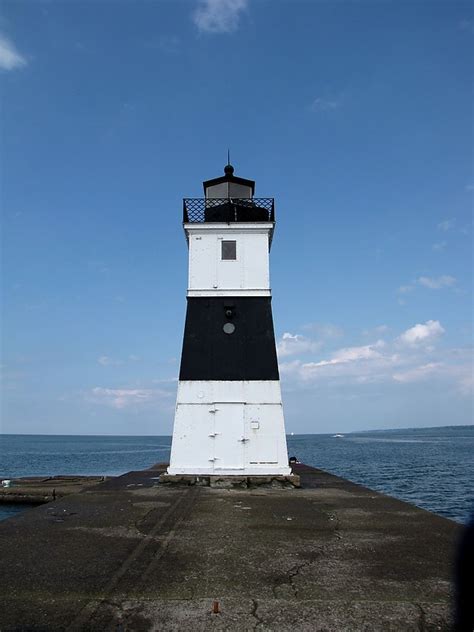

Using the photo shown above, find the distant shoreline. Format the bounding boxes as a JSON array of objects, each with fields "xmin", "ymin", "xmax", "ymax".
[{"xmin": 1, "ymin": 423, "xmax": 472, "ymax": 438}]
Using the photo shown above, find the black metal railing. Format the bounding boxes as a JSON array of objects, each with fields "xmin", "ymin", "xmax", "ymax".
[{"xmin": 183, "ymin": 198, "xmax": 275, "ymax": 223}]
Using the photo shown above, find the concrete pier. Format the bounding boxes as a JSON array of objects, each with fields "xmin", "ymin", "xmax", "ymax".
[
  {"xmin": 0, "ymin": 475, "xmax": 111, "ymax": 505},
  {"xmin": 0, "ymin": 464, "xmax": 460, "ymax": 631}
]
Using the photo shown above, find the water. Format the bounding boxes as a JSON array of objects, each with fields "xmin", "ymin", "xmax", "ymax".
[
  {"xmin": 0, "ymin": 435, "xmax": 172, "ymax": 522},
  {"xmin": 288, "ymin": 426, "xmax": 474, "ymax": 524},
  {"xmin": 0, "ymin": 426, "xmax": 472, "ymax": 523}
]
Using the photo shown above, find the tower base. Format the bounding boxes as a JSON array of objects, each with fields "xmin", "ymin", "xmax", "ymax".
[
  {"xmin": 160, "ymin": 473, "xmax": 300, "ymax": 488},
  {"xmin": 168, "ymin": 380, "xmax": 291, "ymax": 476}
]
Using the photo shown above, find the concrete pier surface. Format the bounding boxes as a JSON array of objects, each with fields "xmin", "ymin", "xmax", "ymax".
[
  {"xmin": 0, "ymin": 463, "xmax": 460, "ymax": 631},
  {"xmin": 0, "ymin": 475, "xmax": 112, "ymax": 505}
]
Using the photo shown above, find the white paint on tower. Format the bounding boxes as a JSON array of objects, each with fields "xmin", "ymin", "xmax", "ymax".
[
  {"xmin": 168, "ymin": 164, "xmax": 290, "ymax": 476},
  {"xmin": 168, "ymin": 381, "xmax": 288, "ymax": 475},
  {"xmin": 187, "ymin": 223, "xmax": 272, "ymax": 297}
]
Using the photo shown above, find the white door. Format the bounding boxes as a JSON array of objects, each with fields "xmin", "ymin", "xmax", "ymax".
[
  {"xmin": 212, "ymin": 403, "xmax": 245, "ymax": 471},
  {"xmin": 245, "ymin": 404, "xmax": 279, "ymax": 465},
  {"xmin": 169, "ymin": 404, "xmax": 215, "ymax": 472}
]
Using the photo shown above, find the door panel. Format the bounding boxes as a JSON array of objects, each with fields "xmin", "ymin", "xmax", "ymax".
[
  {"xmin": 212, "ymin": 403, "xmax": 245, "ymax": 470},
  {"xmin": 170, "ymin": 404, "xmax": 215, "ymax": 470},
  {"xmin": 245, "ymin": 404, "xmax": 279, "ymax": 464}
]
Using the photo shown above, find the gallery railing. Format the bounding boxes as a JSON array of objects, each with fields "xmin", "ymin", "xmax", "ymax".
[{"xmin": 183, "ymin": 198, "xmax": 275, "ymax": 223}]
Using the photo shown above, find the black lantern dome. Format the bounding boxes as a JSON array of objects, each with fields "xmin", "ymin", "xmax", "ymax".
[{"xmin": 203, "ymin": 164, "xmax": 255, "ymax": 199}]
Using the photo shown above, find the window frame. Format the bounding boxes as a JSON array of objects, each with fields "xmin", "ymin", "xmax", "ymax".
[{"xmin": 221, "ymin": 240, "xmax": 237, "ymax": 261}]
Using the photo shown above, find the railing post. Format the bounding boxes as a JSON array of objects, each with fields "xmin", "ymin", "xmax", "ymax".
[
  {"xmin": 183, "ymin": 200, "xmax": 188, "ymax": 223},
  {"xmin": 270, "ymin": 200, "xmax": 275, "ymax": 222}
]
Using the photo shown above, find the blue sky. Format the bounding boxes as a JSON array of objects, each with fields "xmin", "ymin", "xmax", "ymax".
[{"xmin": 1, "ymin": 0, "xmax": 472, "ymax": 435}]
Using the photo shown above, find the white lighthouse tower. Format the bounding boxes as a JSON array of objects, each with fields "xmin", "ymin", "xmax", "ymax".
[{"xmin": 167, "ymin": 163, "xmax": 290, "ymax": 477}]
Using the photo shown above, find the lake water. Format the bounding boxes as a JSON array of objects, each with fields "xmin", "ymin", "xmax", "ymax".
[{"xmin": 1, "ymin": 426, "xmax": 472, "ymax": 523}]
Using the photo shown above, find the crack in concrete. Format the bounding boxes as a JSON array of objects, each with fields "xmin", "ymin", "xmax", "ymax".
[
  {"xmin": 272, "ymin": 560, "xmax": 312, "ymax": 598},
  {"xmin": 99, "ymin": 598, "xmax": 154, "ymax": 631},
  {"xmin": 250, "ymin": 598, "xmax": 265, "ymax": 630},
  {"xmin": 415, "ymin": 603, "xmax": 427, "ymax": 632}
]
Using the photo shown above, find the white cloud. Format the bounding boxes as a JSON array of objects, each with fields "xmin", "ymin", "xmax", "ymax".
[
  {"xmin": 393, "ymin": 362, "xmax": 443, "ymax": 383},
  {"xmin": 310, "ymin": 96, "xmax": 341, "ymax": 112},
  {"xmin": 151, "ymin": 376, "xmax": 178, "ymax": 384},
  {"xmin": 193, "ymin": 0, "xmax": 248, "ymax": 34},
  {"xmin": 91, "ymin": 387, "xmax": 153, "ymax": 409},
  {"xmin": 0, "ymin": 35, "xmax": 27, "ymax": 71},
  {"xmin": 281, "ymin": 342, "xmax": 389, "ymax": 382},
  {"xmin": 301, "ymin": 323, "xmax": 344, "ymax": 338},
  {"xmin": 397, "ymin": 275, "xmax": 457, "ymax": 297},
  {"xmin": 398, "ymin": 320, "xmax": 445, "ymax": 346},
  {"xmin": 330, "ymin": 341, "xmax": 385, "ymax": 364},
  {"xmin": 279, "ymin": 322, "xmax": 472, "ymax": 398},
  {"xmin": 97, "ymin": 355, "xmax": 122, "ymax": 366},
  {"xmin": 397, "ymin": 284, "xmax": 414, "ymax": 294},
  {"xmin": 417, "ymin": 275, "xmax": 456, "ymax": 289},
  {"xmin": 276, "ymin": 332, "xmax": 322, "ymax": 359},
  {"xmin": 97, "ymin": 354, "xmax": 141, "ymax": 366},
  {"xmin": 437, "ymin": 219, "xmax": 455, "ymax": 232},
  {"xmin": 90, "ymin": 386, "xmax": 172, "ymax": 409},
  {"xmin": 432, "ymin": 241, "xmax": 447, "ymax": 252},
  {"xmin": 302, "ymin": 341, "xmax": 385, "ymax": 371}
]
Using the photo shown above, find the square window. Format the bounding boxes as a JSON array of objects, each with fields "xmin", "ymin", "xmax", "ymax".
[{"xmin": 221, "ymin": 240, "xmax": 236, "ymax": 260}]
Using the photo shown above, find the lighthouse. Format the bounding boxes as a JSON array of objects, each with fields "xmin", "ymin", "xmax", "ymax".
[{"xmin": 167, "ymin": 163, "xmax": 290, "ymax": 477}]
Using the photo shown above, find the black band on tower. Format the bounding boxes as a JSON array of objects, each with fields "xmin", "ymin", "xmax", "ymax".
[{"xmin": 179, "ymin": 297, "xmax": 280, "ymax": 381}]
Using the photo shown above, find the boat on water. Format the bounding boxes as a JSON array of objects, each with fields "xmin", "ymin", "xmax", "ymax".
[{"xmin": 332, "ymin": 434, "xmax": 345, "ymax": 438}]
